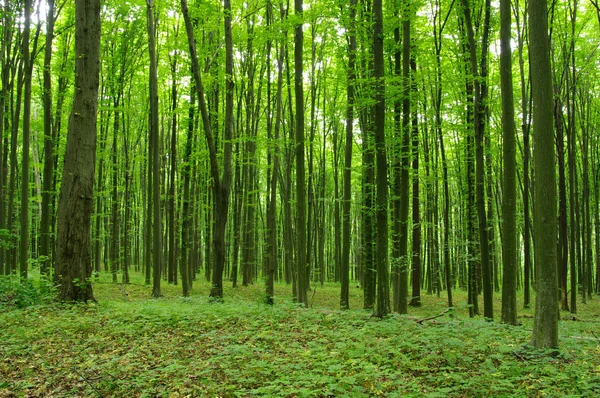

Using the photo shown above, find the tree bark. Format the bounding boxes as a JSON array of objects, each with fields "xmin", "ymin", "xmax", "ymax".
[
  {"xmin": 20, "ymin": 0, "xmax": 33, "ymax": 279},
  {"xmin": 373, "ymin": 0, "xmax": 390, "ymax": 318},
  {"xmin": 40, "ymin": 0, "xmax": 55, "ymax": 275},
  {"xmin": 500, "ymin": 0, "xmax": 518, "ymax": 324},
  {"xmin": 182, "ymin": 0, "xmax": 233, "ymax": 300},
  {"xmin": 409, "ymin": 57, "xmax": 421, "ymax": 308},
  {"xmin": 54, "ymin": 0, "xmax": 101, "ymax": 302},
  {"xmin": 146, "ymin": 0, "xmax": 162, "ymax": 297},
  {"xmin": 294, "ymin": 0, "xmax": 308, "ymax": 306},
  {"xmin": 340, "ymin": 0, "xmax": 356, "ymax": 310},
  {"xmin": 529, "ymin": 0, "xmax": 559, "ymax": 348}
]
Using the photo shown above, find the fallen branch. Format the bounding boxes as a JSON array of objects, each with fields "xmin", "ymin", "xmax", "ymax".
[
  {"xmin": 73, "ymin": 366, "xmax": 104, "ymax": 398},
  {"xmin": 415, "ymin": 308, "xmax": 451, "ymax": 324}
]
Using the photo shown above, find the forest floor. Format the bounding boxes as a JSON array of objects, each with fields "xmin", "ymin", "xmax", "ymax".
[{"xmin": 2, "ymin": 273, "xmax": 600, "ymax": 397}]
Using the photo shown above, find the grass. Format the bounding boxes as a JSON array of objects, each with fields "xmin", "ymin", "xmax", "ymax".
[{"xmin": 2, "ymin": 272, "xmax": 600, "ymax": 397}]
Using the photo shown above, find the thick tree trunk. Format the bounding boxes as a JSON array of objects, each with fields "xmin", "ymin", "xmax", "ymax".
[
  {"xmin": 529, "ymin": 0, "xmax": 559, "ymax": 348},
  {"xmin": 54, "ymin": 0, "xmax": 101, "ymax": 302},
  {"xmin": 373, "ymin": 0, "xmax": 390, "ymax": 318}
]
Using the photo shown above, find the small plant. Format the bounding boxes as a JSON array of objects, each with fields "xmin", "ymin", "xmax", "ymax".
[
  {"xmin": 0, "ymin": 274, "xmax": 56, "ymax": 309},
  {"xmin": 0, "ymin": 229, "xmax": 18, "ymax": 250}
]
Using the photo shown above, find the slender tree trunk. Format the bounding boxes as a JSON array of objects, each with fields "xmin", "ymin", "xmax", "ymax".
[
  {"xmin": 266, "ymin": 4, "xmax": 282, "ymax": 303},
  {"xmin": 500, "ymin": 0, "xmax": 518, "ymax": 324},
  {"xmin": 182, "ymin": 0, "xmax": 232, "ymax": 299},
  {"xmin": 40, "ymin": 0, "xmax": 55, "ymax": 275},
  {"xmin": 19, "ymin": 0, "xmax": 33, "ymax": 278},
  {"xmin": 110, "ymin": 95, "xmax": 120, "ymax": 284},
  {"xmin": 555, "ymin": 91, "xmax": 569, "ymax": 310},
  {"xmin": 394, "ymin": 0, "xmax": 412, "ymax": 315},
  {"xmin": 147, "ymin": 0, "xmax": 162, "ymax": 298},
  {"xmin": 432, "ymin": 0, "xmax": 453, "ymax": 307},
  {"xmin": 340, "ymin": 0, "xmax": 356, "ymax": 310},
  {"xmin": 122, "ymin": 122, "xmax": 131, "ymax": 285},
  {"xmin": 169, "ymin": 55, "xmax": 178, "ymax": 286},
  {"xmin": 180, "ymin": 81, "xmax": 195, "ymax": 297},
  {"xmin": 0, "ymin": 0, "xmax": 10, "ymax": 275},
  {"xmin": 409, "ymin": 58, "xmax": 421, "ymax": 308},
  {"xmin": 294, "ymin": 0, "xmax": 308, "ymax": 306},
  {"xmin": 461, "ymin": 0, "xmax": 493, "ymax": 319}
]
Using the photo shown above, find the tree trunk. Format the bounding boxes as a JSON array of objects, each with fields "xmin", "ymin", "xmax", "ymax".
[
  {"xmin": 265, "ymin": 1, "xmax": 282, "ymax": 303},
  {"xmin": 147, "ymin": 0, "xmax": 162, "ymax": 298},
  {"xmin": 40, "ymin": 0, "xmax": 55, "ymax": 275},
  {"xmin": 294, "ymin": 0, "xmax": 308, "ymax": 306},
  {"xmin": 19, "ymin": 0, "xmax": 33, "ymax": 279},
  {"xmin": 373, "ymin": 0, "xmax": 390, "ymax": 318},
  {"xmin": 500, "ymin": 0, "xmax": 518, "ymax": 324},
  {"xmin": 54, "ymin": 0, "xmax": 101, "ymax": 302},
  {"xmin": 340, "ymin": 0, "xmax": 356, "ymax": 310},
  {"xmin": 182, "ymin": 0, "xmax": 232, "ymax": 300},
  {"xmin": 409, "ymin": 58, "xmax": 421, "ymax": 308},
  {"xmin": 529, "ymin": 0, "xmax": 559, "ymax": 348},
  {"xmin": 461, "ymin": 0, "xmax": 493, "ymax": 320},
  {"xmin": 110, "ymin": 94, "xmax": 120, "ymax": 284},
  {"xmin": 0, "ymin": 0, "xmax": 10, "ymax": 274},
  {"xmin": 169, "ymin": 54, "xmax": 178, "ymax": 286}
]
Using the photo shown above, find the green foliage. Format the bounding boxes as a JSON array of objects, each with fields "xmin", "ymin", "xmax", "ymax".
[
  {"xmin": 1, "ymin": 276, "xmax": 600, "ymax": 396},
  {"xmin": 0, "ymin": 275, "xmax": 56, "ymax": 309},
  {"xmin": 0, "ymin": 229, "xmax": 18, "ymax": 250}
]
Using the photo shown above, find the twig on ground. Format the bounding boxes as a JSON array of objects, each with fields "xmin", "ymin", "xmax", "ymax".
[
  {"xmin": 72, "ymin": 365, "xmax": 104, "ymax": 398},
  {"xmin": 415, "ymin": 308, "xmax": 451, "ymax": 324}
]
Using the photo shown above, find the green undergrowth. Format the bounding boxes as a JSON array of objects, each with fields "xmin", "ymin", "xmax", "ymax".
[{"xmin": 2, "ymin": 273, "xmax": 600, "ymax": 397}]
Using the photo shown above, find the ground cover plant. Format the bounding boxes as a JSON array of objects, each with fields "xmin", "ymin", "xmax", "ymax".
[{"xmin": 2, "ymin": 273, "xmax": 600, "ymax": 397}]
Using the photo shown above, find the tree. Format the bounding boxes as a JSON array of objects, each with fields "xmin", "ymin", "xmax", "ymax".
[
  {"xmin": 182, "ymin": 0, "xmax": 233, "ymax": 300},
  {"xmin": 54, "ymin": 0, "xmax": 101, "ymax": 302},
  {"xmin": 529, "ymin": 0, "xmax": 559, "ymax": 348},
  {"xmin": 20, "ymin": 0, "xmax": 33, "ymax": 279},
  {"xmin": 373, "ymin": 0, "xmax": 390, "ymax": 318},
  {"xmin": 146, "ymin": 0, "xmax": 161, "ymax": 298},
  {"xmin": 500, "ymin": 0, "xmax": 518, "ymax": 325},
  {"xmin": 40, "ymin": 0, "xmax": 56, "ymax": 276},
  {"xmin": 340, "ymin": 0, "xmax": 357, "ymax": 310},
  {"xmin": 294, "ymin": 0, "xmax": 308, "ymax": 306},
  {"xmin": 460, "ymin": 0, "xmax": 494, "ymax": 320}
]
